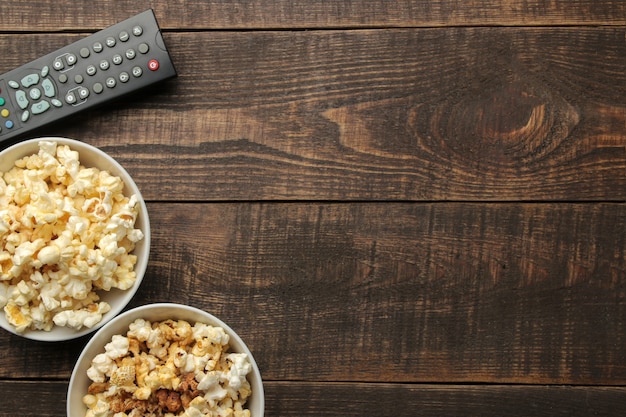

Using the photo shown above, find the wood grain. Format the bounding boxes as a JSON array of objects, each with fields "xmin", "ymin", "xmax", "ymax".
[
  {"xmin": 0, "ymin": 203, "xmax": 623, "ymax": 385},
  {"xmin": 0, "ymin": 0, "xmax": 623, "ymax": 31},
  {"xmin": 0, "ymin": 381, "xmax": 624, "ymax": 417},
  {"xmin": 0, "ymin": 2, "xmax": 624, "ymax": 416},
  {"xmin": 1, "ymin": 28, "xmax": 623, "ymax": 201}
]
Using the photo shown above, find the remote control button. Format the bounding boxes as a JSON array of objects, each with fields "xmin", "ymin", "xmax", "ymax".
[
  {"xmin": 5, "ymin": 120, "xmax": 13, "ymax": 129},
  {"xmin": 80, "ymin": 47, "xmax": 91, "ymax": 58},
  {"xmin": 93, "ymin": 83, "xmax": 104, "ymax": 94},
  {"xmin": 31, "ymin": 100, "xmax": 50, "ymax": 115},
  {"xmin": 86, "ymin": 65, "xmax": 97, "ymax": 76},
  {"xmin": 112, "ymin": 54, "xmax": 123, "ymax": 65},
  {"xmin": 93, "ymin": 42, "xmax": 103, "ymax": 53},
  {"xmin": 75, "ymin": 74, "xmax": 84, "ymax": 84},
  {"xmin": 119, "ymin": 72, "xmax": 130, "ymax": 83},
  {"xmin": 15, "ymin": 91, "xmax": 29, "ymax": 109},
  {"xmin": 53, "ymin": 58, "xmax": 64, "ymax": 71},
  {"xmin": 99, "ymin": 60, "xmax": 110, "ymax": 71},
  {"xmin": 132, "ymin": 66, "xmax": 143, "ymax": 77},
  {"xmin": 105, "ymin": 36, "xmax": 116, "ymax": 48},
  {"xmin": 41, "ymin": 66, "xmax": 50, "ymax": 77},
  {"xmin": 65, "ymin": 91, "xmax": 77, "ymax": 104},
  {"xmin": 119, "ymin": 31, "xmax": 129, "ymax": 42},
  {"xmin": 21, "ymin": 110, "xmax": 30, "ymax": 122},
  {"xmin": 51, "ymin": 99, "xmax": 63, "ymax": 107},
  {"xmin": 58, "ymin": 73, "xmax": 68, "ymax": 83},
  {"xmin": 29, "ymin": 87, "xmax": 42, "ymax": 100},
  {"xmin": 1, "ymin": 109, "xmax": 9, "ymax": 117},
  {"xmin": 148, "ymin": 59, "xmax": 160, "ymax": 71},
  {"xmin": 78, "ymin": 87, "xmax": 90, "ymax": 99},
  {"xmin": 42, "ymin": 79, "xmax": 55, "ymax": 97},
  {"xmin": 138, "ymin": 43, "xmax": 150, "ymax": 54},
  {"xmin": 125, "ymin": 48, "xmax": 136, "ymax": 60},
  {"xmin": 21, "ymin": 74, "xmax": 39, "ymax": 88},
  {"xmin": 132, "ymin": 25, "xmax": 143, "ymax": 36},
  {"xmin": 0, "ymin": 97, "xmax": 4, "ymax": 106},
  {"xmin": 106, "ymin": 77, "xmax": 116, "ymax": 88},
  {"xmin": 66, "ymin": 53, "xmax": 77, "ymax": 66},
  {"xmin": 8, "ymin": 80, "xmax": 19, "ymax": 89}
]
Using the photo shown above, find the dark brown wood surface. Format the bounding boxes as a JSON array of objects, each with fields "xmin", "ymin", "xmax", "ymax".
[{"xmin": 0, "ymin": 1, "xmax": 624, "ymax": 416}]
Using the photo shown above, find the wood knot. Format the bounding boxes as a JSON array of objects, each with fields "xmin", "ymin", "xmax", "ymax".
[{"xmin": 419, "ymin": 79, "xmax": 580, "ymax": 169}]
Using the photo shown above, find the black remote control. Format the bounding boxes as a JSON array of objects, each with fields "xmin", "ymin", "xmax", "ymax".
[{"xmin": 0, "ymin": 9, "xmax": 176, "ymax": 145}]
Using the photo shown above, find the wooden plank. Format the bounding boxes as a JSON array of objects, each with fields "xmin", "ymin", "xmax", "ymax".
[
  {"xmin": 143, "ymin": 202, "xmax": 626, "ymax": 385},
  {"xmin": 0, "ymin": 0, "xmax": 623, "ymax": 31},
  {"xmin": 266, "ymin": 383, "xmax": 626, "ymax": 416},
  {"xmin": 0, "ymin": 203, "xmax": 623, "ymax": 385},
  {"xmin": 0, "ymin": 380, "xmax": 624, "ymax": 417},
  {"xmin": 1, "ymin": 28, "xmax": 622, "ymax": 201}
]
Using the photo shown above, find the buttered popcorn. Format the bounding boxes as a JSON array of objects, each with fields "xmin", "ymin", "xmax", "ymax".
[
  {"xmin": 0, "ymin": 141, "xmax": 144, "ymax": 332},
  {"xmin": 83, "ymin": 319, "xmax": 253, "ymax": 417}
]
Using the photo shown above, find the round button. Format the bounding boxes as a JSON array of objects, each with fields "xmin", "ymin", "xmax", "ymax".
[
  {"xmin": 66, "ymin": 53, "xmax": 77, "ymax": 65},
  {"xmin": 53, "ymin": 59, "xmax": 64, "ymax": 71},
  {"xmin": 80, "ymin": 47, "xmax": 91, "ymax": 58},
  {"xmin": 119, "ymin": 31, "xmax": 129, "ymax": 42},
  {"xmin": 138, "ymin": 43, "xmax": 150, "ymax": 54},
  {"xmin": 148, "ymin": 59, "xmax": 160, "ymax": 71},
  {"xmin": 58, "ymin": 74, "xmax": 68, "ymax": 83},
  {"xmin": 93, "ymin": 83, "xmax": 104, "ymax": 94},
  {"xmin": 132, "ymin": 66, "xmax": 143, "ymax": 77},
  {"xmin": 106, "ymin": 77, "xmax": 116, "ymax": 88},
  {"xmin": 1, "ymin": 109, "xmax": 9, "ymax": 117},
  {"xmin": 112, "ymin": 54, "xmax": 123, "ymax": 65},
  {"xmin": 93, "ymin": 42, "xmax": 103, "ymax": 53},
  {"xmin": 5, "ymin": 120, "xmax": 14, "ymax": 129},
  {"xmin": 65, "ymin": 91, "xmax": 77, "ymax": 104},
  {"xmin": 78, "ymin": 87, "xmax": 90, "ymax": 99},
  {"xmin": 99, "ymin": 60, "xmax": 110, "ymax": 71},
  {"xmin": 125, "ymin": 49, "xmax": 136, "ymax": 60},
  {"xmin": 105, "ymin": 36, "xmax": 116, "ymax": 47},
  {"xmin": 75, "ymin": 74, "xmax": 84, "ymax": 84},
  {"xmin": 0, "ymin": 98, "xmax": 4, "ymax": 106},
  {"xmin": 29, "ymin": 88, "xmax": 42, "ymax": 100},
  {"xmin": 86, "ymin": 65, "xmax": 97, "ymax": 76},
  {"xmin": 132, "ymin": 25, "xmax": 143, "ymax": 36},
  {"xmin": 119, "ymin": 72, "xmax": 130, "ymax": 83}
]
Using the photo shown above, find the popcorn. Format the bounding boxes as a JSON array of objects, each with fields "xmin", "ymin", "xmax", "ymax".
[
  {"xmin": 105, "ymin": 334, "xmax": 130, "ymax": 360},
  {"xmin": 83, "ymin": 319, "xmax": 253, "ymax": 417},
  {"xmin": 0, "ymin": 141, "xmax": 144, "ymax": 333}
]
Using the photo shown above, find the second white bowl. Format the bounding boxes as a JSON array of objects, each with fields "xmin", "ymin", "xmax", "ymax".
[{"xmin": 67, "ymin": 303, "xmax": 265, "ymax": 417}]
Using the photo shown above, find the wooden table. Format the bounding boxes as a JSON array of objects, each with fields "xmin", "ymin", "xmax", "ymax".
[{"xmin": 1, "ymin": 1, "xmax": 625, "ymax": 416}]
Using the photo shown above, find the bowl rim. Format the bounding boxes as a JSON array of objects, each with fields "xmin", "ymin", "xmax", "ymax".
[
  {"xmin": 0, "ymin": 137, "xmax": 150, "ymax": 341},
  {"xmin": 67, "ymin": 302, "xmax": 265, "ymax": 417}
]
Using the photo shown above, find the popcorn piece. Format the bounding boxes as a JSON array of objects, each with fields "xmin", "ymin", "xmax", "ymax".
[
  {"xmin": 53, "ymin": 302, "xmax": 112, "ymax": 330},
  {"xmin": 37, "ymin": 244, "xmax": 61, "ymax": 265},
  {"xmin": 105, "ymin": 334, "xmax": 130, "ymax": 359},
  {"xmin": 4, "ymin": 301, "xmax": 32, "ymax": 333},
  {"xmin": 225, "ymin": 353, "xmax": 252, "ymax": 391},
  {"xmin": 84, "ymin": 319, "xmax": 254, "ymax": 417},
  {"xmin": 0, "ymin": 141, "xmax": 144, "ymax": 333},
  {"xmin": 110, "ymin": 365, "xmax": 136, "ymax": 387},
  {"xmin": 87, "ymin": 353, "xmax": 116, "ymax": 383}
]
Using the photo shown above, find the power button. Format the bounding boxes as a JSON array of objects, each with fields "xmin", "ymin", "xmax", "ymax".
[{"xmin": 148, "ymin": 59, "xmax": 160, "ymax": 71}]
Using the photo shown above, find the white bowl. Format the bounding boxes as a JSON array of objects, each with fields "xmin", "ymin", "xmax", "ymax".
[
  {"xmin": 68, "ymin": 303, "xmax": 265, "ymax": 417},
  {"xmin": 0, "ymin": 137, "xmax": 150, "ymax": 341}
]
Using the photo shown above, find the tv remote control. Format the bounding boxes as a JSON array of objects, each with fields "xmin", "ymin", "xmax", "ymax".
[{"xmin": 0, "ymin": 9, "xmax": 176, "ymax": 145}]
